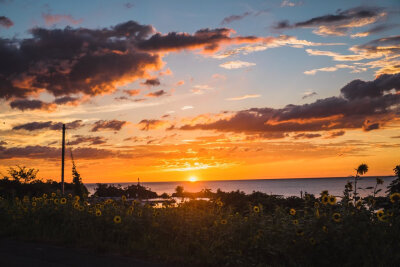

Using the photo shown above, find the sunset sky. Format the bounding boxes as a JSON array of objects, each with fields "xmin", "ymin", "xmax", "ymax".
[{"xmin": 0, "ymin": 0, "xmax": 399, "ymax": 183}]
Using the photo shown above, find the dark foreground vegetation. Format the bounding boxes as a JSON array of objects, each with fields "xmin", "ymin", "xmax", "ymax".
[{"xmin": 1, "ymin": 164, "xmax": 400, "ymax": 266}]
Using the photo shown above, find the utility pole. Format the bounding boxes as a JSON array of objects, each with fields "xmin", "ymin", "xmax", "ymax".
[{"xmin": 61, "ymin": 124, "xmax": 65, "ymax": 195}]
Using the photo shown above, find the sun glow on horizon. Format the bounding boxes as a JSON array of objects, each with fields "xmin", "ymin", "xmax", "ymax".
[{"xmin": 188, "ymin": 176, "xmax": 198, "ymax": 182}]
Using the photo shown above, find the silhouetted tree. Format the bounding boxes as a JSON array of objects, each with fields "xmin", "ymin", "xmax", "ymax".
[
  {"xmin": 1, "ymin": 165, "xmax": 38, "ymax": 184},
  {"xmin": 174, "ymin": 186, "xmax": 184, "ymax": 197},
  {"xmin": 71, "ymin": 158, "xmax": 88, "ymax": 198},
  {"xmin": 387, "ymin": 165, "xmax": 400, "ymax": 195}
]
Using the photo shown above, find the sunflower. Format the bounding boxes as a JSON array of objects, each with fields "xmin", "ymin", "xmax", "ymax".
[
  {"xmin": 314, "ymin": 202, "xmax": 319, "ymax": 208},
  {"xmin": 32, "ymin": 202, "xmax": 37, "ymax": 207},
  {"xmin": 390, "ymin": 193, "xmax": 400, "ymax": 203},
  {"xmin": 51, "ymin": 193, "xmax": 56, "ymax": 198},
  {"xmin": 78, "ymin": 206, "xmax": 85, "ymax": 211},
  {"xmin": 95, "ymin": 209, "xmax": 102, "ymax": 217},
  {"xmin": 309, "ymin": 238, "xmax": 316, "ymax": 245},
  {"xmin": 376, "ymin": 210, "xmax": 386, "ymax": 221},
  {"xmin": 74, "ymin": 195, "xmax": 80, "ymax": 202},
  {"xmin": 289, "ymin": 208, "xmax": 296, "ymax": 216},
  {"xmin": 220, "ymin": 219, "xmax": 228, "ymax": 225},
  {"xmin": 328, "ymin": 195, "xmax": 337, "ymax": 205},
  {"xmin": 322, "ymin": 226, "xmax": 328, "ymax": 233},
  {"xmin": 74, "ymin": 203, "xmax": 80, "ymax": 210},
  {"xmin": 54, "ymin": 198, "xmax": 59, "ymax": 205},
  {"xmin": 321, "ymin": 195, "xmax": 329, "ymax": 205},
  {"xmin": 121, "ymin": 195, "xmax": 127, "ymax": 202},
  {"xmin": 253, "ymin": 206, "xmax": 260, "ymax": 213},
  {"xmin": 113, "ymin": 215, "xmax": 122, "ymax": 224},
  {"xmin": 42, "ymin": 193, "xmax": 48, "ymax": 199},
  {"xmin": 293, "ymin": 219, "xmax": 299, "ymax": 225},
  {"xmin": 296, "ymin": 229, "xmax": 304, "ymax": 236},
  {"xmin": 60, "ymin": 198, "xmax": 67, "ymax": 204},
  {"xmin": 216, "ymin": 199, "xmax": 223, "ymax": 207},
  {"xmin": 67, "ymin": 193, "xmax": 72, "ymax": 198},
  {"xmin": 332, "ymin": 213, "xmax": 341, "ymax": 222}
]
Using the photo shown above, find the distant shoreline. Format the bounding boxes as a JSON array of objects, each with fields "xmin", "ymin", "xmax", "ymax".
[{"xmin": 84, "ymin": 175, "xmax": 396, "ymax": 185}]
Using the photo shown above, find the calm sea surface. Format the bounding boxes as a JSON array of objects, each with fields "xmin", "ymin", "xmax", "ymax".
[{"xmin": 85, "ymin": 176, "xmax": 395, "ymax": 197}]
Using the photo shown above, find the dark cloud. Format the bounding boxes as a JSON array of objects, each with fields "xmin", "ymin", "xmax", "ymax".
[
  {"xmin": 274, "ymin": 6, "xmax": 386, "ymax": 36},
  {"xmin": 340, "ymin": 73, "xmax": 400, "ymax": 100},
  {"xmin": 353, "ymin": 35, "xmax": 400, "ymax": 56},
  {"xmin": 138, "ymin": 119, "xmax": 168, "ymax": 131},
  {"xmin": 326, "ymin": 130, "xmax": 345, "ymax": 138},
  {"xmin": 220, "ymin": 12, "xmax": 252, "ymax": 25},
  {"xmin": 1, "ymin": 21, "xmax": 260, "ymax": 105},
  {"xmin": 54, "ymin": 96, "xmax": 79, "ymax": 105},
  {"xmin": 0, "ymin": 140, "xmax": 7, "ymax": 145},
  {"xmin": 91, "ymin": 120, "xmax": 127, "ymax": 132},
  {"xmin": 0, "ymin": 21, "xmax": 160, "ymax": 100},
  {"xmin": 13, "ymin": 120, "xmax": 83, "ymax": 131},
  {"xmin": 293, "ymin": 133, "xmax": 322, "ymax": 139},
  {"xmin": 68, "ymin": 135, "xmax": 107, "ymax": 145},
  {"xmin": 0, "ymin": 16, "xmax": 13, "ymax": 28},
  {"xmin": 179, "ymin": 74, "xmax": 400, "ymax": 135},
  {"xmin": 9, "ymin": 99, "xmax": 55, "ymax": 111},
  {"xmin": 146, "ymin": 90, "xmax": 166, "ymax": 97},
  {"xmin": 363, "ymin": 121, "xmax": 380, "ymax": 131},
  {"xmin": 302, "ymin": 92, "xmax": 318, "ymax": 99},
  {"xmin": 0, "ymin": 145, "xmax": 116, "ymax": 159},
  {"xmin": 141, "ymin": 78, "xmax": 160, "ymax": 86},
  {"xmin": 136, "ymin": 28, "xmax": 260, "ymax": 52}
]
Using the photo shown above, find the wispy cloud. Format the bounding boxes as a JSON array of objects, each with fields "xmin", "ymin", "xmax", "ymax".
[
  {"xmin": 212, "ymin": 35, "xmax": 344, "ymax": 59},
  {"xmin": 226, "ymin": 94, "xmax": 261, "ymax": 101},
  {"xmin": 220, "ymin": 11, "xmax": 252, "ymax": 25},
  {"xmin": 220, "ymin": 60, "xmax": 256, "ymax": 69},
  {"xmin": 181, "ymin": 106, "xmax": 194, "ymax": 110},
  {"xmin": 274, "ymin": 6, "xmax": 387, "ymax": 36},
  {"xmin": 280, "ymin": 0, "xmax": 302, "ymax": 7},
  {"xmin": 42, "ymin": 13, "xmax": 83, "ymax": 26},
  {"xmin": 304, "ymin": 64, "xmax": 367, "ymax": 75}
]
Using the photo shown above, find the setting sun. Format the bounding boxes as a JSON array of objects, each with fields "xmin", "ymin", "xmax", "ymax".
[{"xmin": 188, "ymin": 176, "xmax": 198, "ymax": 182}]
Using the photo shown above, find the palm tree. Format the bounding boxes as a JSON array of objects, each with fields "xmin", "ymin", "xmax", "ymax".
[{"xmin": 354, "ymin": 163, "xmax": 368, "ymax": 203}]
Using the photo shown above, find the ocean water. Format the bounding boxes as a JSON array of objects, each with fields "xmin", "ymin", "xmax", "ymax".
[{"xmin": 85, "ymin": 176, "xmax": 396, "ymax": 198}]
